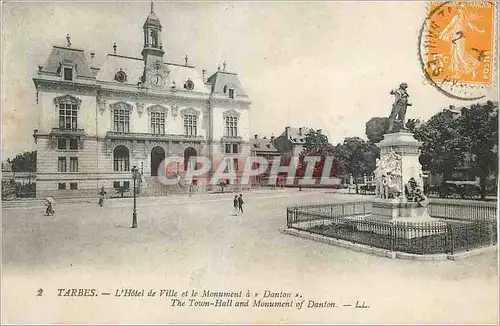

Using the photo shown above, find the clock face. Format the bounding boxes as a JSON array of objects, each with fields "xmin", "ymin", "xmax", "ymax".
[{"xmin": 151, "ymin": 74, "xmax": 164, "ymax": 87}]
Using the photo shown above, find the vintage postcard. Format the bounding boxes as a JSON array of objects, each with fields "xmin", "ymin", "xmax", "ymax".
[{"xmin": 1, "ymin": 1, "xmax": 498, "ymax": 325}]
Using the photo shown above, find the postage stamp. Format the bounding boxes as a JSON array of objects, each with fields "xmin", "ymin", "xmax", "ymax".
[{"xmin": 419, "ymin": 1, "xmax": 497, "ymax": 100}]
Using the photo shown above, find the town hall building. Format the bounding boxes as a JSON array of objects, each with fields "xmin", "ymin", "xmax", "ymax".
[{"xmin": 33, "ymin": 4, "xmax": 251, "ymax": 197}]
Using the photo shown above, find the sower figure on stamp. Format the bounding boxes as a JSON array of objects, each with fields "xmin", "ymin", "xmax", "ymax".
[{"xmin": 388, "ymin": 82, "xmax": 412, "ymax": 132}]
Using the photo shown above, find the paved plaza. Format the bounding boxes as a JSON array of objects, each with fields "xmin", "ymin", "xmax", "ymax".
[{"xmin": 2, "ymin": 189, "xmax": 498, "ymax": 324}]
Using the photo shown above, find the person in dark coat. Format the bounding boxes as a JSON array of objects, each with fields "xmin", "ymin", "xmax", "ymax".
[
  {"xmin": 238, "ymin": 194, "xmax": 244, "ymax": 213},
  {"xmin": 233, "ymin": 195, "xmax": 239, "ymax": 215}
]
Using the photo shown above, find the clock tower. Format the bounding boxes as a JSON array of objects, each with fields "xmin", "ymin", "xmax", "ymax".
[{"xmin": 141, "ymin": 2, "xmax": 170, "ymax": 89}]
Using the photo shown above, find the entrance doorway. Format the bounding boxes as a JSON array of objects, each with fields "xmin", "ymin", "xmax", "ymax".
[{"xmin": 151, "ymin": 146, "xmax": 165, "ymax": 176}]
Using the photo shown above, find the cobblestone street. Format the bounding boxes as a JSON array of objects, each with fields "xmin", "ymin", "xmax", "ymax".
[{"xmin": 2, "ymin": 190, "xmax": 498, "ymax": 324}]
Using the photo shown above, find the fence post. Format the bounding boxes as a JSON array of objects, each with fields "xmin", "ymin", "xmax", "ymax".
[
  {"xmin": 450, "ymin": 225, "xmax": 455, "ymax": 255},
  {"xmin": 489, "ymin": 220, "xmax": 493, "ymax": 247},
  {"xmin": 390, "ymin": 223, "xmax": 395, "ymax": 252},
  {"xmin": 286, "ymin": 208, "xmax": 290, "ymax": 228},
  {"xmin": 421, "ymin": 223, "xmax": 425, "ymax": 255},
  {"xmin": 466, "ymin": 227, "xmax": 470, "ymax": 252}
]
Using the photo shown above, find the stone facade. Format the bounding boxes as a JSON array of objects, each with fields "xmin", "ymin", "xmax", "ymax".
[{"xmin": 33, "ymin": 6, "xmax": 251, "ymax": 198}]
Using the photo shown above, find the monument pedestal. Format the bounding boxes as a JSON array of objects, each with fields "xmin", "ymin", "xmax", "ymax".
[{"xmin": 362, "ymin": 131, "xmax": 446, "ymax": 239}]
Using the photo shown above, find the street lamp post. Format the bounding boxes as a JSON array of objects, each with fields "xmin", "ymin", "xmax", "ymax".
[{"xmin": 131, "ymin": 165, "xmax": 139, "ymax": 228}]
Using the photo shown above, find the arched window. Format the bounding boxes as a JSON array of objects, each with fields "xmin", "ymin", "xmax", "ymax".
[
  {"xmin": 111, "ymin": 102, "xmax": 132, "ymax": 133},
  {"xmin": 54, "ymin": 95, "xmax": 81, "ymax": 130},
  {"xmin": 113, "ymin": 145, "xmax": 130, "ymax": 171},
  {"xmin": 148, "ymin": 105, "xmax": 168, "ymax": 135},
  {"xmin": 223, "ymin": 110, "xmax": 240, "ymax": 137},
  {"xmin": 182, "ymin": 108, "xmax": 200, "ymax": 136}
]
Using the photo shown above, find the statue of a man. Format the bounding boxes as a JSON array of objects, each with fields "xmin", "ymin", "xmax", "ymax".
[{"xmin": 388, "ymin": 82, "xmax": 412, "ymax": 132}]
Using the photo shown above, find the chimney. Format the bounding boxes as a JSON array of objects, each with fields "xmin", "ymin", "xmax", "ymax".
[
  {"xmin": 299, "ymin": 127, "xmax": 302, "ymax": 136},
  {"xmin": 254, "ymin": 134, "xmax": 258, "ymax": 139},
  {"xmin": 270, "ymin": 135, "xmax": 275, "ymax": 142},
  {"xmin": 449, "ymin": 105, "xmax": 455, "ymax": 111},
  {"xmin": 285, "ymin": 126, "xmax": 290, "ymax": 138}
]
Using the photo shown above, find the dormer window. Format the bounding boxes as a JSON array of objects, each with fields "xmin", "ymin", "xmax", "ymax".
[{"xmin": 63, "ymin": 67, "xmax": 73, "ymax": 81}]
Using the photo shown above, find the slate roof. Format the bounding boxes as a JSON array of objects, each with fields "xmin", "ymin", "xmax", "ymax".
[
  {"xmin": 273, "ymin": 126, "xmax": 313, "ymax": 152},
  {"xmin": 282, "ymin": 127, "xmax": 313, "ymax": 144},
  {"xmin": 206, "ymin": 71, "xmax": 248, "ymax": 97},
  {"xmin": 40, "ymin": 46, "xmax": 94, "ymax": 78},
  {"xmin": 250, "ymin": 137, "xmax": 278, "ymax": 153},
  {"xmin": 94, "ymin": 54, "xmax": 210, "ymax": 92}
]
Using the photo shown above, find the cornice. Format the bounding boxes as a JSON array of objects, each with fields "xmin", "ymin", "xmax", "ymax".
[
  {"xmin": 98, "ymin": 87, "xmax": 209, "ymax": 106},
  {"xmin": 33, "ymin": 78, "xmax": 99, "ymax": 94},
  {"xmin": 209, "ymin": 96, "xmax": 251, "ymax": 106}
]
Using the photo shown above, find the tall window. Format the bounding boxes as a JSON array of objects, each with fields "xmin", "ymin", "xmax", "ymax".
[
  {"xmin": 58, "ymin": 157, "xmax": 67, "ymax": 172},
  {"xmin": 113, "ymin": 145, "xmax": 130, "ymax": 172},
  {"xmin": 184, "ymin": 115, "xmax": 197, "ymax": 136},
  {"xmin": 70, "ymin": 157, "xmax": 79, "ymax": 172},
  {"xmin": 114, "ymin": 107, "xmax": 130, "ymax": 133},
  {"xmin": 59, "ymin": 103, "xmax": 78, "ymax": 130},
  {"xmin": 225, "ymin": 116, "xmax": 238, "ymax": 137},
  {"xmin": 228, "ymin": 88, "xmax": 234, "ymax": 99},
  {"xmin": 63, "ymin": 68, "xmax": 73, "ymax": 81},
  {"xmin": 151, "ymin": 112, "xmax": 165, "ymax": 135}
]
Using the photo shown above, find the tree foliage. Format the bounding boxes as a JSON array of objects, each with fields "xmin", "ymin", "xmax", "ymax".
[
  {"xmin": 365, "ymin": 117, "xmax": 389, "ymax": 144},
  {"xmin": 7, "ymin": 151, "xmax": 37, "ymax": 172},
  {"xmin": 413, "ymin": 111, "xmax": 466, "ymax": 177},
  {"xmin": 334, "ymin": 137, "xmax": 379, "ymax": 182},
  {"xmin": 455, "ymin": 101, "xmax": 498, "ymax": 198},
  {"xmin": 405, "ymin": 118, "xmax": 423, "ymax": 133},
  {"xmin": 299, "ymin": 129, "xmax": 339, "ymax": 178},
  {"xmin": 414, "ymin": 101, "xmax": 498, "ymax": 199}
]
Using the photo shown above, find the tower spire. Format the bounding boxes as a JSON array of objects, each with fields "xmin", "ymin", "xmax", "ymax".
[{"xmin": 150, "ymin": 1, "xmax": 154, "ymax": 13}]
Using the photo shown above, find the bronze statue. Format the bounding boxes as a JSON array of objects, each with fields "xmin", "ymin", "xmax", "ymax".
[{"xmin": 388, "ymin": 82, "xmax": 412, "ymax": 132}]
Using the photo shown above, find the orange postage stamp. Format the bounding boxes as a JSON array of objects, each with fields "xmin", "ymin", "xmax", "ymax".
[{"xmin": 420, "ymin": 1, "xmax": 496, "ymax": 100}]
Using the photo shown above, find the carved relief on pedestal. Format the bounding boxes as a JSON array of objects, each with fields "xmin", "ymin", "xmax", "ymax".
[{"xmin": 374, "ymin": 150, "xmax": 402, "ymax": 199}]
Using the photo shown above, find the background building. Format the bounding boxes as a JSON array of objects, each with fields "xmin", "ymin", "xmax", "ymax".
[
  {"xmin": 33, "ymin": 5, "xmax": 251, "ymax": 198},
  {"xmin": 273, "ymin": 126, "xmax": 313, "ymax": 161}
]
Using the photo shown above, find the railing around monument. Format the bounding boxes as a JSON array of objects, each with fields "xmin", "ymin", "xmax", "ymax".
[
  {"xmin": 427, "ymin": 199, "xmax": 497, "ymax": 222},
  {"xmin": 286, "ymin": 200, "xmax": 497, "ymax": 255}
]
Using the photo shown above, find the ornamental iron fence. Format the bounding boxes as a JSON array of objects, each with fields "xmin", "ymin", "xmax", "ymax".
[{"xmin": 286, "ymin": 200, "xmax": 497, "ymax": 255}]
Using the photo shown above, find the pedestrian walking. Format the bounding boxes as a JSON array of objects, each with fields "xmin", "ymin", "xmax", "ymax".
[
  {"xmin": 98, "ymin": 187, "xmax": 106, "ymax": 207},
  {"xmin": 45, "ymin": 197, "xmax": 55, "ymax": 216},
  {"xmin": 233, "ymin": 195, "xmax": 239, "ymax": 215},
  {"xmin": 238, "ymin": 194, "xmax": 244, "ymax": 213}
]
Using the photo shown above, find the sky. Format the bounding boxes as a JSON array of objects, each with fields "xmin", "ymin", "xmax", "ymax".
[{"xmin": 1, "ymin": 1, "xmax": 498, "ymax": 159}]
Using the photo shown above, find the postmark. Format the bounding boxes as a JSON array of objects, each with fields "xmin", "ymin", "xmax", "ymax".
[{"xmin": 418, "ymin": 1, "xmax": 496, "ymax": 100}]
